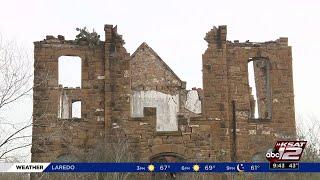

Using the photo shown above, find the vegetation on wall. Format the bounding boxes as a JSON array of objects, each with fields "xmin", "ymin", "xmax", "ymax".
[{"xmin": 75, "ymin": 27, "xmax": 101, "ymax": 48}]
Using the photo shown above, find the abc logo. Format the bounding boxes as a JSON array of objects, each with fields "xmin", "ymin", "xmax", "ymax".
[{"xmin": 266, "ymin": 152, "xmax": 280, "ymax": 158}]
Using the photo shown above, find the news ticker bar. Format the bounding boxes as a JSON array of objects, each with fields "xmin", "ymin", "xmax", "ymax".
[{"xmin": 1, "ymin": 162, "xmax": 320, "ymax": 173}]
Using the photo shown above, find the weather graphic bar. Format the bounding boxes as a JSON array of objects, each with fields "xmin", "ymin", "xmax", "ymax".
[{"xmin": 0, "ymin": 162, "xmax": 320, "ymax": 173}]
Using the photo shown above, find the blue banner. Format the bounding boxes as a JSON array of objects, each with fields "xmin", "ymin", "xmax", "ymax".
[{"xmin": 41, "ymin": 162, "xmax": 320, "ymax": 173}]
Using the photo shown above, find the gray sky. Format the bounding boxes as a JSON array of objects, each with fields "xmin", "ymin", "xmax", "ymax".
[{"xmin": 0, "ymin": 0, "xmax": 319, "ymax": 154}]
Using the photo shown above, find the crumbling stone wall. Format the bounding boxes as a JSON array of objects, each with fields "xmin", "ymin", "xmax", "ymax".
[
  {"xmin": 131, "ymin": 42, "xmax": 185, "ymax": 95},
  {"xmin": 130, "ymin": 42, "xmax": 201, "ymax": 132},
  {"xmin": 201, "ymin": 26, "xmax": 295, "ymax": 161},
  {"xmin": 32, "ymin": 35, "xmax": 106, "ymax": 163},
  {"xmin": 31, "ymin": 24, "xmax": 296, "ymax": 179}
]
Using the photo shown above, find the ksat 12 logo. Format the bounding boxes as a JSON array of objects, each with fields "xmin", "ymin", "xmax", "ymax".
[{"xmin": 266, "ymin": 141, "xmax": 307, "ymax": 162}]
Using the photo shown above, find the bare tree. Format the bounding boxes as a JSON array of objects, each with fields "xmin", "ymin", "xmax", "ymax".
[
  {"xmin": 92, "ymin": 131, "xmax": 137, "ymax": 180},
  {"xmin": 37, "ymin": 129, "xmax": 138, "ymax": 180},
  {"xmin": 0, "ymin": 34, "xmax": 33, "ymax": 162}
]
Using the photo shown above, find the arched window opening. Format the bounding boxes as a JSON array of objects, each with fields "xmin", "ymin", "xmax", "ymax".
[
  {"xmin": 248, "ymin": 58, "xmax": 271, "ymax": 119},
  {"xmin": 150, "ymin": 153, "xmax": 184, "ymax": 180}
]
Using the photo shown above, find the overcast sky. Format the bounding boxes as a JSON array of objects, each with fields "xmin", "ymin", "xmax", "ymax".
[{"xmin": 0, "ymin": 0, "xmax": 319, "ymax": 140}]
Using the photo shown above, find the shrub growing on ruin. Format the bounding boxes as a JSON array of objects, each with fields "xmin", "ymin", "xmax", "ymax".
[{"xmin": 75, "ymin": 27, "xmax": 101, "ymax": 48}]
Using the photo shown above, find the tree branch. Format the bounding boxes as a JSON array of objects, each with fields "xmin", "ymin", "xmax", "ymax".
[
  {"xmin": 0, "ymin": 143, "xmax": 31, "ymax": 159},
  {"xmin": 0, "ymin": 123, "xmax": 32, "ymax": 148}
]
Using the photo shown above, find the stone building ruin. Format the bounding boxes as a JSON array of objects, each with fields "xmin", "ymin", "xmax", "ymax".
[{"xmin": 31, "ymin": 24, "xmax": 296, "ymax": 179}]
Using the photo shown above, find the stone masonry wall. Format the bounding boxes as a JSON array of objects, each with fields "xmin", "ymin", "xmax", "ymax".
[
  {"xmin": 131, "ymin": 42, "xmax": 185, "ymax": 95},
  {"xmin": 31, "ymin": 24, "xmax": 296, "ymax": 180},
  {"xmin": 32, "ymin": 37, "xmax": 106, "ymax": 164}
]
